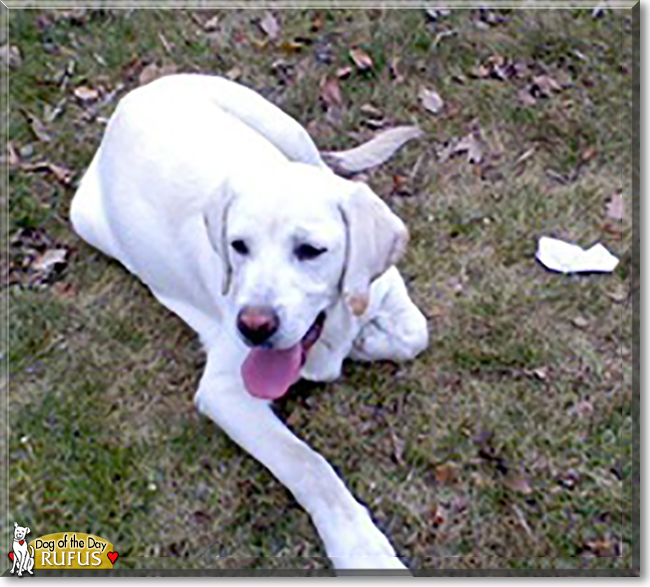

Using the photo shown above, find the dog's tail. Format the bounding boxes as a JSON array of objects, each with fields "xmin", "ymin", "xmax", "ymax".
[
  {"xmin": 28, "ymin": 544, "xmax": 34, "ymax": 558},
  {"xmin": 321, "ymin": 126, "xmax": 424, "ymax": 176}
]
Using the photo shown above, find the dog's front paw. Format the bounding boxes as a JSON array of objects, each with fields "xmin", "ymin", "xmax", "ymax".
[{"xmin": 319, "ymin": 507, "xmax": 408, "ymax": 571}]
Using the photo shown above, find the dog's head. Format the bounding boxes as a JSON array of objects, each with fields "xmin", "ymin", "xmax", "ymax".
[
  {"xmin": 13, "ymin": 523, "xmax": 30, "ymax": 541},
  {"xmin": 204, "ymin": 162, "xmax": 407, "ymax": 398}
]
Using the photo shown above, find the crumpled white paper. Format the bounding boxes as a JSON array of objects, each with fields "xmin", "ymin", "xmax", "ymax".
[{"xmin": 536, "ymin": 236, "xmax": 619, "ymax": 274}]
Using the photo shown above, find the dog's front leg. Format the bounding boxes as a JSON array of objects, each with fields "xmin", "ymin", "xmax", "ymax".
[{"xmin": 195, "ymin": 359, "xmax": 408, "ymax": 572}]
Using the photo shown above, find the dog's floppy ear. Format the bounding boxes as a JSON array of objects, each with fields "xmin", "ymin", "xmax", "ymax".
[
  {"xmin": 25, "ymin": 528, "xmax": 30, "ymax": 535},
  {"xmin": 338, "ymin": 182, "xmax": 408, "ymax": 316},
  {"xmin": 204, "ymin": 181, "xmax": 235, "ymax": 296},
  {"xmin": 14, "ymin": 522, "xmax": 17, "ymax": 528}
]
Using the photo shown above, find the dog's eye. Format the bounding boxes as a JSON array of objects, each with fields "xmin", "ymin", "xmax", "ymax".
[
  {"xmin": 231, "ymin": 240, "xmax": 249, "ymax": 255},
  {"xmin": 295, "ymin": 244, "xmax": 326, "ymax": 261}
]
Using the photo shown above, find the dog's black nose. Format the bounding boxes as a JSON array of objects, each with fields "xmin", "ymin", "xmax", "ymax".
[{"xmin": 237, "ymin": 306, "xmax": 280, "ymax": 346}]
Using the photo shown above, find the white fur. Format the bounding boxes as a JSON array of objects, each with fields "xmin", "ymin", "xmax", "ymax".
[{"xmin": 70, "ymin": 74, "xmax": 428, "ymax": 571}]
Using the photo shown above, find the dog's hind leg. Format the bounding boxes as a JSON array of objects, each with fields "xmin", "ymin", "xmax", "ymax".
[
  {"xmin": 70, "ymin": 153, "xmax": 123, "ymax": 261},
  {"xmin": 195, "ymin": 355, "xmax": 410, "ymax": 572}
]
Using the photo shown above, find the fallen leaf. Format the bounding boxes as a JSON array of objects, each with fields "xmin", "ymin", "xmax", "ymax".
[
  {"xmin": 392, "ymin": 173, "xmax": 411, "ymax": 196},
  {"xmin": 336, "ymin": 65, "xmax": 352, "ymax": 79},
  {"xmin": 73, "ymin": 85, "xmax": 99, "ymax": 102},
  {"xmin": 531, "ymin": 74, "xmax": 562, "ymax": 98},
  {"xmin": 310, "ymin": 12, "xmax": 324, "ymax": 32},
  {"xmin": 518, "ymin": 87, "xmax": 537, "ymax": 106},
  {"xmin": 0, "ymin": 44, "xmax": 22, "ymax": 69},
  {"xmin": 32, "ymin": 248, "xmax": 68, "ymax": 277},
  {"xmin": 279, "ymin": 41, "xmax": 305, "ymax": 54},
  {"xmin": 259, "ymin": 12, "xmax": 280, "ymax": 40},
  {"xmin": 584, "ymin": 539, "xmax": 617, "ymax": 557},
  {"xmin": 22, "ymin": 161, "xmax": 74, "ymax": 186},
  {"xmin": 429, "ymin": 503, "xmax": 446, "ymax": 528},
  {"xmin": 319, "ymin": 76, "xmax": 342, "ymax": 109},
  {"xmin": 225, "ymin": 66, "xmax": 242, "ymax": 81},
  {"xmin": 532, "ymin": 366, "xmax": 548, "ymax": 380},
  {"xmin": 6, "ymin": 141, "xmax": 20, "ymax": 167},
  {"xmin": 360, "ymin": 103, "xmax": 383, "ymax": 118},
  {"xmin": 202, "ymin": 15, "xmax": 219, "ymax": 31},
  {"xmin": 435, "ymin": 463, "xmax": 459, "ymax": 485},
  {"xmin": 605, "ymin": 285, "xmax": 627, "ymax": 303},
  {"xmin": 572, "ymin": 315, "xmax": 589, "ymax": 329},
  {"xmin": 138, "ymin": 62, "xmax": 178, "ymax": 86},
  {"xmin": 322, "ymin": 126, "xmax": 424, "ymax": 175},
  {"xmin": 605, "ymin": 192, "xmax": 624, "ymax": 220},
  {"xmin": 419, "ymin": 86, "xmax": 444, "ymax": 114},
  {"xmin": 557, "ymin": 469, "xmax": 580, "ymax": 489},
  {"xmin": 51, "ymin": 281, "xmax": 77, "ymax": 300},
  {"xmin": 425, "ymin": 8, "xmax": 451, "ymax": 20},
  {"xmin": 581, "ymin": 146, "xmax": 597, "ymax": 162},
  {"xmin": 21, "ymin": 110, "xmax": 51, "ymax": 143},
  {"xmin": 349, "ymin": 47, "xmax": 373, "ymax": 71}
]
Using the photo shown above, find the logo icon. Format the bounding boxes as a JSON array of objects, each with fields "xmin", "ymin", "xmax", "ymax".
[{"xmin": 9, "ymin": 522, "xmax": 35, "ymax": 577}]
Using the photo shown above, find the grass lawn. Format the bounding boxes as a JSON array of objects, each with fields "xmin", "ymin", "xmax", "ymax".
[{"xmin": 5, "ymin": 7, "xmax": 635, "ymax": 572}]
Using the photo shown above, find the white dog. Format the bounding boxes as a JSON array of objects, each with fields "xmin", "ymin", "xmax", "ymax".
[
  {"xmin": 11, "ymin": 522, "xmax": 35, "ymax": 576},
  {"xmin": 70, "ymin": 74, "xmax": 428, "ymax": 571}
]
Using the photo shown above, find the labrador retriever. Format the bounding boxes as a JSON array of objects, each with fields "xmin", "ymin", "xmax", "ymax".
[{"xmin": 70, "ymin": 74, "xmax": 428, "ymax": 570}]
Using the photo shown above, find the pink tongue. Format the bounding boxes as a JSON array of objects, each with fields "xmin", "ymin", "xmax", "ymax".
[{"xmin": 241, "ymin": 344, "xmax": 302, "ymax": 399}]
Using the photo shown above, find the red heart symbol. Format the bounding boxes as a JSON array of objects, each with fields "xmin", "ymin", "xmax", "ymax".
[
  {"xmin": 107, "ymin": 552, "xmax": 118, "ymax": 564},
  {"xmin": 8, "ymin": 552, "xmax": 14, "ymax": 562},
  {"xmin": 19, "ymin": 541, "xmax": 24, "ymax": 546}
]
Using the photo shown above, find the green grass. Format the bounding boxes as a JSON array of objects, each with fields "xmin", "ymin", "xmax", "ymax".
[{"xmin": 7, "ymin": 8, "xmax": 634, "ymax": 572}]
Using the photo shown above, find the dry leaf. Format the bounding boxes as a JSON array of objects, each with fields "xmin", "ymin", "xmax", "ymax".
[
  {"xmin": 22, "ymin": 110, "xmax": 51, "ymax": 143},
  {"xmin": 259, "ymin": 12, "xmax": 280, "ymax": 40},
  {"xmin": 32, "ymin": 248, "xmax": 68, "ymax": 275},
  {"xmin": 572, "ymin": 315, "xmax": 589, "ymax": 329},
  {"xmin": 22, "ymin": 161, "xmax": 74, "ymax": 186},
  {"xmin": 419, "ymin": 86, "xmax": 444, "ymax": 114},
  {"xmin": 581, "ymin": 146, "xmax": 597, "ymax": 162},
  {"xmin": 429, "ymin": 503, "xmax": 446, "ymax": 528},
  {"xmin": 73, "ymin": 85, "xmax": 99, "ymax": 102},
  {"xmin": 6, "ymin": 141, "xmax": 20, "ymax": 167},
  {"xmin": 605, "ymin": 285, "xmax": 627, "ymax": 303},
  {"xmin": 202, "ymin": 15, "xmax": 219, "ymax": 31},
  {"xmin": 558, "ymin": 469, "xmax": 580, "ymax": 489},
  {"xmin": 138, "ymin": 62, "xmax": 178, "ymax": 86},
  {"xmin": 392, "ymin": 173, "xmax": 411, "ymax": 196},
  {"xmin": 319, "ymin": 76, "xmax": 342, "ymax": 109},
  {"xmin": 336, "ymin": 65, "xmax": 352, "ymax": 79},
  {"xmin": 605, "ymin": 192, "xmax": 624, "ymax": 220},
  {"xmin": 279, "ymin": 41, "xmax": 305, "ymax": 54},
  {"xmin": 349, "ymin": 47, "xmax": 373, "ymax": 71},
  {"xmin": 51, "ymin": 281, "xmax": 77, "ymax": 300},
  {"xmin": 532, "ymin": 366, "xmax": 548, "ymax": 380},
  {"xmin": 310, "ymin": 12, "xmax": 324, "ymax": 32},
  {"xmin": 518, "ymin": 87, "xmax": 537, "ymax": 106},
  {"xmin": 225, "ymin": 67, "xmax": 242, "ymax": 81},
  {"xmin": 531, "ymin": 74, "xmax": 562, "ymax": 98},
  {"xmin": 435, "ymin": 463, "xmax": 459, "ymax": 485}
]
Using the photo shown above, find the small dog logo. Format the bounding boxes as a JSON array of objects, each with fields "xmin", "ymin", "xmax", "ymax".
[{"xmin": 9, "ymin": 522, "xmax": 35, "ymax": 577}]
